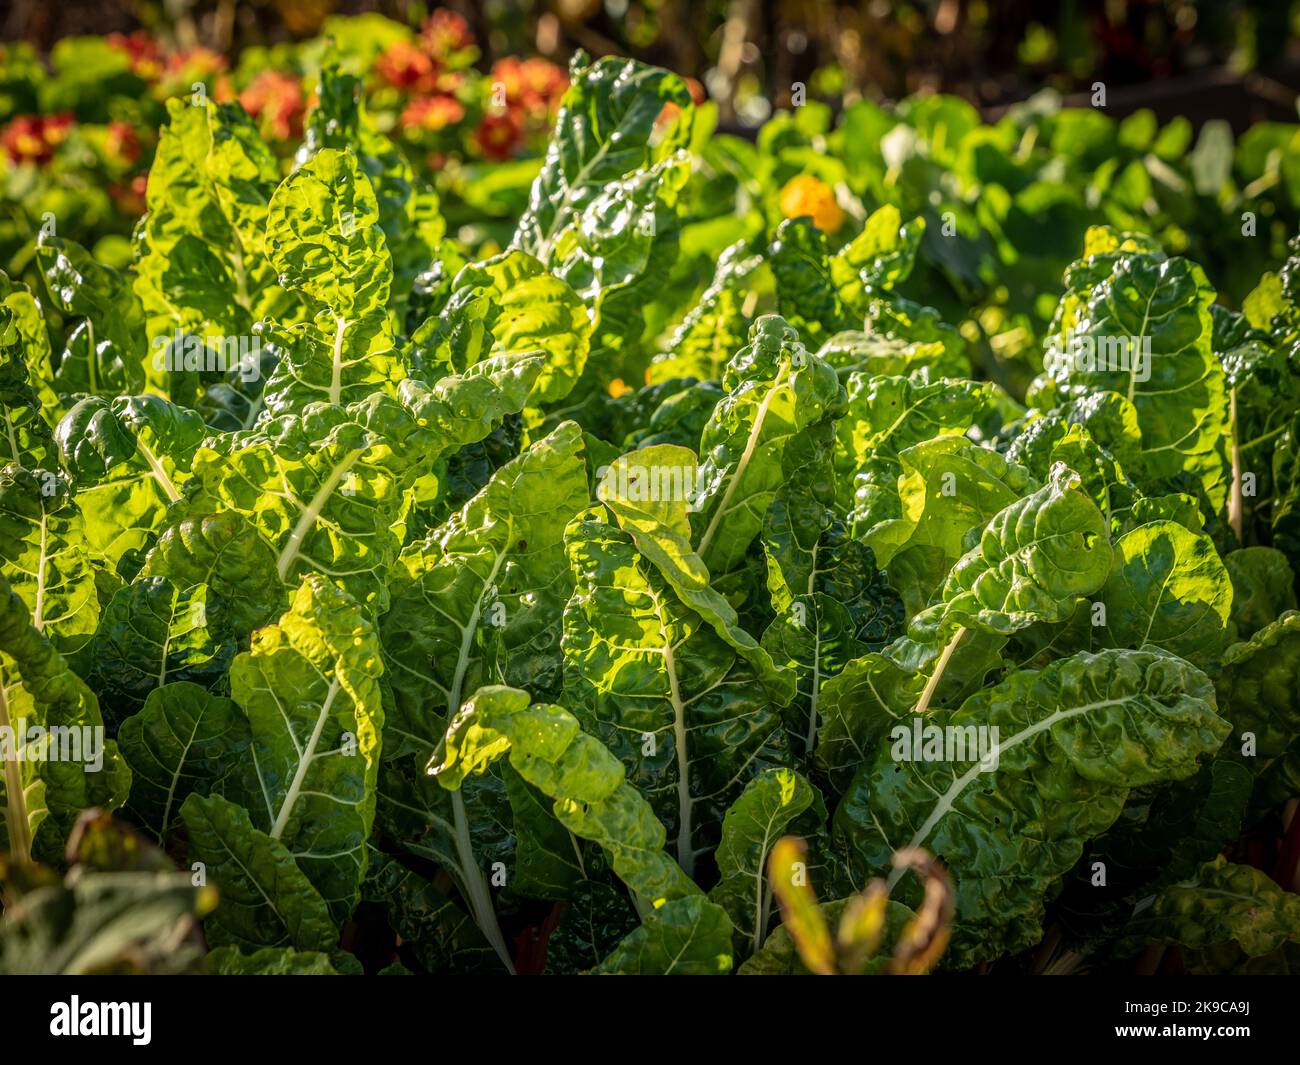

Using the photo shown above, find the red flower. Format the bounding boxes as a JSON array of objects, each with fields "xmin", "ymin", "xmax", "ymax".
[
  {"xmin": 421, "ymin": 9, "xmax": 475, "ymax": 60},
  {"xmin": 473, "ymin": 110, "xmax": 524, "ymax": 161},
  {"xmin": 401, "ymin": 94, "xmax": 466, "ymax": 134},
  {"xmin": 488, "ymin": 57, "xmax": 567, "ymax": 122},
  {"xmin": 1, "ymin": 113, "xmax": 74, "ymax": 166},
  {"xmin": 108, "ymin": 172, "xmax": 148, "ymax": 217},
  {"xmin": 107, "ymin": 31, "xmax": 163, "ymax": 80},
  {"xmin": 105, "ymin": 122, "xmax": 141, "ymax": 167},
  {"xmin": 376, "ymin": 40, "xmax": 439, "ymax": 95},
  {"xmin": 165, "ymin": 46, "xmax": 226, "ymax": 81},
  {"xmin": 435, "ymin": 68, "xmax": 466, "ymax": 95},
  {"xmin": 239, "ymin": 71, "xmax": 306, "ymax": 143}
]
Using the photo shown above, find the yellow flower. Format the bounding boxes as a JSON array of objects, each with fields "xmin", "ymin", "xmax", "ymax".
[
  {"xmin": 779, "ymin": 175, "xmax": 844, "ymax": 233},
  {"xmin": 608, "ymin": 377, "xmax": 632, "ymax": 398}
]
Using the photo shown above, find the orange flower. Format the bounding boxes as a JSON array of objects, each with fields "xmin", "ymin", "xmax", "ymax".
[
  {"xmin": 105, "ymin": 122, "xmax": 141, "ymax": 167},
  {"xmin": 213, "ymin": 74, "xmax": 236, "ymax": 103},
  {"xmin": 779, "ymin": 175, "xmax": 845, "ymax": 233},
  {"xmin": 165, "ymin": 46, "xmax": 226, "ymax": 81},
  {"xmin": 519, "ymin": 57, "xmax": 566, "ymax": 111},
  {"xmin": 108, "ymin": 172, "xmax": 148, "ymax": 217},
  {"xmin": 107, "ymin": 31, "xmax": 163, "ymax": 80},
  {"xmin": 376, "ymin": 39, "xmax": 439, "ymax": 94},
  {"xmin": 488, "ymin": 57, "xmax": 566, "ymax": 121},
  {"xmin": 1, "ymin": 113, "xmax": 74, "ymax": 166},
  {"xmin": 239, "ymin": 71, "xmax": 306, "ymax": 143},
  {"xmin": 401, "ymin": 94, "xmax": 465, "ymax": 133},
  {"xmin": 473, "ymin": 110, "xmax": 523, "ymax": 161},
  {"xmin": 435, "ymin": 69, "xmax": 466, "ymax": 95},
  {"xmin": 421, "ymin": 9, "xmax": 475, "ymax": 60}
]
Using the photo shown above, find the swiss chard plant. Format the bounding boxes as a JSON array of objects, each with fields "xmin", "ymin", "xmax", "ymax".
[{"xmin": 0, "ymin": 47, "xmax": 1298, "ymax": 977}]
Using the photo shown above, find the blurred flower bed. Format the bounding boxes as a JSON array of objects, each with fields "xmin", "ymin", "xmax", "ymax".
[
  {"xmin": 4, "ymin": 3, "xmax": 1300, "ymax": 398},
  {"xmin": 0, "ymin": 10, "xmax": 573, "ymax": 273}
]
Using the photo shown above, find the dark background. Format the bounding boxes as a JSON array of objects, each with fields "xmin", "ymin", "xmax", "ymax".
[{"xmin": 4, "ymin": 0, "xmax": 1300, "ymax": 128}]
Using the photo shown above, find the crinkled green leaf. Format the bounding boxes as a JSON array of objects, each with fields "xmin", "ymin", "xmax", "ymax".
[
  {"xmin": 223, "ymin": 576, "xmax": 383, "ymax": 924},
  {"xmin": 1045, "ymin": 230, "xmax": 1229, "ymax": 512},
  {"xmin": 180, "ymin": 792, "xmax": 337, "ymax": 952},
  {"xmin": 562, "ymin": 509, "xmax": 786, "ymax": 875},
  {"xmin": 0, "ymin": 572, "xmax": 127, "ymax": 861},
  {"xmin": 430, "ymin": 684, "xmax": 698, "ymax": 907},
  {"xmin": 592, "ymin": 894, "xmax": 733, "ymax": 974},
  {"xmin": 833, "ymin": 647, "xmax": 1228, "ymax": 967},
  {"xmin": 1100, "ymin": 520, "xmax": 1232, "ymax": 666},
  {"xmin": 708, "ymin": 768, "xmax": 824, "ymax": 953},
  {"xmin": 0, "ymin": 465, "xmax": 101, "ymax": 653},
  {"xmin": 911, "ymin": 462, "xmax": 1111, "ymax": 641},
  {"xmin": 117, "ymin": 681, "xmax": 250, "ymax": 842}
]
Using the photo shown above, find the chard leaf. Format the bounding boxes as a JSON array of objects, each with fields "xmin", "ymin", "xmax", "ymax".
[
  {"xmin": 0, "ymin": 270, "xmax": 60, "ymax": 428},
  {"xmin": 37, "ymin": 236, "xmax": 147, "ymax": 398},
  {"xmin": 833, "ymin": 647, "xmax": 1228, "ymax": 967},
  {"xmin": 597, "ymin": 445, "xmax": 793, "ymax": 699},
  {"xmin": 380, "ymin": 420, "xmax": 589, "ymax": 744},
  {"xmin": 836, "ymin": 373, "xmax": 990, "ymax": 529},
  {"xmin": 297, "ymin": 62, "xmax": 445, "ymax": 315},
  {"xmin": 117, "ymin": 681, "xmax": 250, "ymax": 842},
  {"xmin": 708, "ymin": 767, "xmax": 825, "ymax": 954},
  {"xmin": 1214, "ymin": 610, "xmax": 1300, "ymax": 767},
  {"xmin": 512, "ymin": 52, "xmax": 693, "ymax": 262},
  {"xmin": 261, "ymin": 148, "xmax": 407, "ymax": 413},
  {"xmin": 414, "ymin": 251, "xmax": 591, "ymax": 405},
  {"xmin": 651, "ymin": 242, "xmax": 764, "ymax": 384},
  {"xmin": 1224, "ymin": 546, "xmax": 1297, "ymax": 640},
  {"xmin": 1122, "ymin": 858, "xmax": 1300, "ymax": 968},
  {"xmin": 361, "ymin": 849, "xmax": 500, "ymax": 975},
  {"xmin": 768, "ymin": 220, "xmax": 855, "ymax": 346},
  {"xmin": 828, "ymin": 203, "xmax": 925, "ymax": 295},
  {"xmin": 189, "ymin": 358, "xmax": 541, "ymax": 610},
  {"xmin": 180, "ymin": 792, "xmax": 337, "ymax": 952},
  {"xmin": 0, "ymin": 466, "xmax": 101, "ymax": 654},
  {"xmin": 85, "ymin": 577, "xmax": 227, "ymax": 725},
  {"xmin": 815, "ymin": 630, "xmax": 1005, "ymax": 796},
  {"xmin": 1100, "ymin": 520, "xmax": 1232, "ymax": 666},
  {"xmin": 374, "ymin": 757, "xmax": 514, "ymax": 969},
  {"xmin": 552, "ymin": 151, "xmax": 691, "ymax": 378},
  {"xmin": 137, "ymin": 511, "xmax": 283, "ymax": 641},
  {"xmin": 864, "ymin": 436, "xmax": 1036, "ymax": 611},
  {"xmin": 429, "ymin": 684, "xmax": 699, "ymax": 907},
  {"xmin": 543, "ymin": 879, "xmax": 639, "ymax": 974},
  {"xmin": 502, "ymin": 762, "xmax": 585, "ymax": 899},
  {"xmin": 1045, "ymin": 229, "xmax": 1230, "ymax": 512},
  {"xmin": 761, "ymin": 593, "xmax": 871, "ymax": 759},
  {"xmin": 266, "ymin": 147, "xmax": 390, "ymax": 313},
  {"xmin": 55, "ymin": 394, "xmax": 203, "ymax": 561},
  {"xmin": 815, "ymin": 330, "xmax": 960, "ymax": 380},
  {"xmin": 135, "ymin": 97, "xmax": 286, "ymax": 336},
  {"xmin": 562, "ymin": 508, "xmax": 786, "ymax": 875},
  {"xmin": 911, "ymin": 462, "xmax": 1112, "ymax": 641},
  {"xmin": 0, "ymin": 573, "xmax": 127, "ymax": 862},
  {"xmin": 592, "ymin": 894, "xmax": 734, "ymax": 974},
  {"xmin": 690, "ymin": 314, "xmax": 844, "ymax": 582},
  {"xmin": 224, "ymin": 576, "xmax": 384, "ymax": 924}
]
